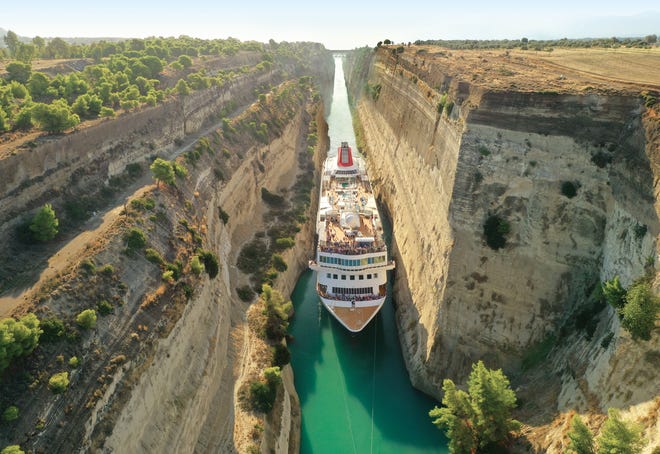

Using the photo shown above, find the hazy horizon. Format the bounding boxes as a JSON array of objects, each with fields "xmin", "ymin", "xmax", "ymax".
[{"xmin": 3, "ymin": 1, "xmax": 660, "ymax": 50}]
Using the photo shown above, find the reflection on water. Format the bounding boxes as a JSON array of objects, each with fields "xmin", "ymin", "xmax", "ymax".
[{"xmin": 288, "ymin": 56, "xmax": 448, "ymax": 454}]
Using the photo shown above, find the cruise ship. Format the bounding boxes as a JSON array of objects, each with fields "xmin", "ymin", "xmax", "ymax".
[{"xmin": 309, "ymin": 142, "xmax": 395, "ymax": 332}]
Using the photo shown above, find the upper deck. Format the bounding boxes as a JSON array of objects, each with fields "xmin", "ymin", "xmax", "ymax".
[{"xmin": 317, "ymin": 143, "xmax": 386, "ymax": 255}]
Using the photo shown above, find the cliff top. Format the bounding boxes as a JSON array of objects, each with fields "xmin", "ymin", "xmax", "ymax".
[{"xmin": 395, "ymin": 45, "xmax": 660, "ymax": 95}]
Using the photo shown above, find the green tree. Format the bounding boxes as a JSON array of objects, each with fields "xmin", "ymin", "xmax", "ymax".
[
  {"xmin": 3, "ymin": 30, "xmax": 19, "ymax": 56},
  {"xmin": 178, "ymin": 54, "xmax": 193, "ymax": 68},
  {"xmin": 175, "ymin": 79, "xmax": 190, "ymax": 96},
  {"xmin": 150, "ymin": 158, "xmax": 175, "ymax": 188},
  {"xmin": 31, "ymin": 100, "xmax": 80, "ymax": 133},
  {"xmin": 597, "ymin": 408, "xmax": 645, "ymax": 454},
  {"xmin": 261, "ymin": 284, "xmax": 292, "ymax": 341},
  {"xmin": 430, "ymin": 361, "xmax": 520, "ymax": 453},
  {"xmin": 29, "ymin": 203, "xmax": 59, "ymax": 242},
  {"xmin": 621, "ymin": 280, "xmax": 659, "ymax": 341},
  {"xmin": 602, "ymin": 276, "xmax": 627, "ymax": 312},
  {"xmin": 1, "ymin": 446, "xmax": 25, "ymax": 454},
  {"xmin": 5, "ymin": 61, "xmax": 31, "ymax": 84},
  {"xmin": 48, "ymin": 371, "xmax": 70, "ymax": 394},
  {"xmin": 567, "ymin": 414, "xmax": 596, "ymax": 454},
  {"xmin": 2, "ymin": 405, "xmax": 19, "ymax": 423},
  {"xmin": 75, "ymin": 309, "xmax": 97, "ymax": 329},
  {"xmin": 125, "ymin": 228, "xmax": 147, "ymax": 251},
  {"xmin": 0, "ymin": 314, "xmax": 42, "ymax": 373}
]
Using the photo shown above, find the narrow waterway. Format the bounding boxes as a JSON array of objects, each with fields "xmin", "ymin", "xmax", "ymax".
[{"xmin": 288, "ymin": 56, "xmax": 448, "ymax": 453}]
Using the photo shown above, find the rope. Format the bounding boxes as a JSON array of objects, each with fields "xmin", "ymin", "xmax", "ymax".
[
  {"xmin": 335, "ymin": 335, "xmax": 358, "ymax": 454},
  {"xmin": 370, "ymin": 314, "xmax": 378, "ymax": 454}
]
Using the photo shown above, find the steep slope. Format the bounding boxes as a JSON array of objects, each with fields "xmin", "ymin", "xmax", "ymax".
[
  {"xmin": 0, "ymin": 46, "xmax": 333, "ymax": 453},
  {"xmin": 346, "ymin": 45, "xmax": 660, "ymax": 451}
]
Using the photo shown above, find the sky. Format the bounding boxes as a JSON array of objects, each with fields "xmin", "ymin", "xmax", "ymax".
[{"xmin": 3, "ymin": 0, "xmax": 660, "ymax": 49}]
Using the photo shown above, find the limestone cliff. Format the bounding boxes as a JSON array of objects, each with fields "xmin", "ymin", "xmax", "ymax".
[{"xmin": 346, "ymin": 46, "xmax": 660, "ymax": 451}]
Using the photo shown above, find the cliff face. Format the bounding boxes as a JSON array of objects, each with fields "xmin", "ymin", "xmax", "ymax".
[{"xmin": 346, "ymin": 47, "xmax": 660, "ymax": 450}]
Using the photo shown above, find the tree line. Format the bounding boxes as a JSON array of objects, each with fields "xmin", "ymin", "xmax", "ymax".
[{"xmin": 413, "ymin": 35, "xmax": 658, "ymax": 50}]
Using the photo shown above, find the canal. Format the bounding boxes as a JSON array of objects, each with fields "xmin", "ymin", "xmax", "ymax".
[{"xmin": 288, "ymin": 55, "xmax": 448, "ymax": 453}]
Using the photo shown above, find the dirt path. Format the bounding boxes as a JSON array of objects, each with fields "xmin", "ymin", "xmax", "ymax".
[{"xmin": 0, "ymin": 106, "xmax": 248, "ymax": 318}]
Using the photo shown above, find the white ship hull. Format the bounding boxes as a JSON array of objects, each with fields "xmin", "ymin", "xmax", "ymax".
[{"xmin": 310, "ymin": 142, "xmax": 394, "ymax": 332}]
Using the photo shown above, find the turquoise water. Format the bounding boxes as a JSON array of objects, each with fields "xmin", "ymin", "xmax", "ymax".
[{"xmin": 287, "ymin": 56, "xmax": 448, "ymax": 454}]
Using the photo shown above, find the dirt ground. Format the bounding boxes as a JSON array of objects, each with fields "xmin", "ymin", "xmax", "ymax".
[{"xmin": 404, "ymin": 45, "xmax": 660, "ymax": 94}]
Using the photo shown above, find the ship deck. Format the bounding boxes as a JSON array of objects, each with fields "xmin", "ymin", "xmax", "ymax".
[{"xmin": 330, "ymin": 305, "xmax": 380, "ymax": 332}]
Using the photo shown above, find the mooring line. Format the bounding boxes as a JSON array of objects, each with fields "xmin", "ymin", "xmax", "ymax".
[{"xmin": 370, "ymin": 314, "xmax": 378, "ymax": 454}]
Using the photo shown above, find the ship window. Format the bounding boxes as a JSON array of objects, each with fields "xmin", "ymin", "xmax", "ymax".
[
  {"xmin": 367, "ymin": 274, "xmax": 372, "ymax": 279},
  {"xmin": 350, "ymin": 275, "xmax": 355, "ymax": 280},
  {"xmin": 359, "ymin": 275, "xmax": 364, "ymax": 280},
  {"xmin": 333, "ymin": 274, "xmax": 338, "ymax": 279},
  {"xmin": 326, "ymin": 273, "xmax": 331, "ymax": 278},
  {"xmin": 341, "ymin": 275, "xmax": 346, "ymax": 280}
]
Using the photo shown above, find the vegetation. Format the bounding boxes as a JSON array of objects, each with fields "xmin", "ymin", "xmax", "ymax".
[
  {"xmin": 29, "ymin": 203, "xmax": 59, "ymax": 242},
  {"xmin": 261, "ymin": 187, "xmax": 285, "ymax": 206},
  {"xmin": 75, "ymin": 309, "xmax": 97, "ymax": 329},
  {"xmin": 483, "ymin": 214, "xmax": 510, "ymax": 251},
  {"xmin": 247, "ymin": 366, "xmax": 282, "ymax": 413},
  {"xmin": 414, "ymin": 36, "xmax": 660, "ymax": 50},
  {"xmin": 40, "ymin": 316, "xmax": 65, "ymax": 342},
  {"xmin": 150, "ymin": 158, "xmax": 176, "ymax": 187},
  {"xmin": 602, "ymin": 276, "xmax": 659, "ymax": 340},
  {"xmin": 0, "ymin": 314, "xmax": 42, "ymax": 373},
  {"xmin": 237, "ymin": 285, "xmax": 255, "ymax": 302},
  {"xmin": 561, "ymin": 181, "xmax": 579, "ymax": 198},
  {"xmin": 198, "ymin": 250, "xmax": 219, "ymax": 278},
  {"xmin": 47, "ymin": 371, "xmax": 70, "ymax": 394},
  {"xmin": 190, "ymin": 255, "xmax": 205, "ymax": 275},
  {"xmin": 567, "ymin": 414, "xmax": 596, "ymax": 454},
  {"xmin": 125, "ymin": 227, "xmax": 147, "ymax": 252},
  {"xmin": 260, "ymin": 284, "xmax": 292, "ymax": 341},
  {"xmin": 145, "ymin": 248, "xmax": 165, "ymax": 265},
  {"xmin": 429, "ymin": 361, "xmax": 520, "ymax": 453},
  {"xmin": 2, "ymin": 405, "xmax": 19, "ymax": 423},
  {"xmin": 598, "ymin": 408, "xmax": 645, "ymax": 453},
  {"xmin": 0, "ymin": 446, "xmax": 24, "ymax": 454}
]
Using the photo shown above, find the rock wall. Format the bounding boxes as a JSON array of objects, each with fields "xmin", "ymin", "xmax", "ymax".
[{"xmin": 346, "ymin": 47, "xmax": 660, "ymax": 450}]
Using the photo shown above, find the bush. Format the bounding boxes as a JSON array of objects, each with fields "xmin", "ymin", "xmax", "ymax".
[
  {"xmin": 261, "ymin": 187, "xmax": 285, "ymax": 206},
  {"xmin": 80, "ymin": 259, "xmax": 96, "ymax": 275},
  {"xmin": 602, "ymin": 276, "xmax": 627, "ymax": 312},
  {"xmin": 48, "ymin": 372, "xmax": 70, "ymax": 394},
  {"xmin": 96, "ymin": 300, "xmax": 113, "ymax": 315},
  {"xmin": 2, "ymin": 405, "xmax": 19, "ymax": 422},
  {"xmin": 68, "ymin": 356, "xmax": 80, "ymax": 368},
  {"xmin": 261, "ymin": 285, "xmax": 292, "ymax": 341},
  {"xmin": 199, "ymin": 250, "xmax": 219, "ymax": 278},
  {"xmin": 145, "ymin": 248, "xmax": 165, "ymax": 265},
  {"xmin": 272, "ymin": 254, "xmax": 287, "ymax": 272},
  {"xmin": 125, "ymin": 228, "xmax": 147, "ymax": 251},
  {"xmin": 272, "ymin": 343, "xmax": 291, "ymax": 367},
  {"xmin": 40, "ymin": 317, "xmax": 65, "ymax": 342},
  {"xmin": 219, "ymin": 207, "xmax": 229, "ymax": 224},
  {"xmin": 275, "ymin": 237, "xmax": 295, "ymax": 250},
  {"xmin": 621, "ymin": 280, "xmax": 659, "ymax": 341},
  {"xmin": 162, "ymin": 270, "xmax": 175, "ymax": 283},
  {"xmin": 248, "ymin": 366, "xmax": 282, "ymax": 413},
  {"xmin": 100, "ymin": 264, "xmax": 114, "ymax": 276},
  {"xmin": 76, "ymin": 309, "xmax": 97, "ymax": 329},
  {"xmin": 0, "ymin": 314, "xmax": 42, "ymax": 373},
  {"xmin": 561, "ymin": 181, "xmax": 578, "ymax": 198},
  {"xmin": 237, "ymin": 285, "xmax": 255, "ymax": 302},
  {"xmin": 191, "ymin": 255, "xmax": 205, "ymax": 275},
  {"xmin": 30, "ymin": 203, "xmax": 59, "ymax": 242},
  {"xmin": 1, "ymin": 446, "xmax": 24, "ymax": 454},
  {"xmin": 484, "ymin": 215, "xmax": 510, "ymax": 250}
]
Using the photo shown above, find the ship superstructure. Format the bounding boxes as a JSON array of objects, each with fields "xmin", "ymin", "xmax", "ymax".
[{"xmin": 309, "ymin": 142, "xmax": 395, "ymax": 332}]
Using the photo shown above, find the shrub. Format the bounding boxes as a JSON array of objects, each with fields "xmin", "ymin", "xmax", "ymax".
[
  {"xmin": 219, "ymin": 207, "xmax": 229, "ymax": 224},
  {"xmin": 125, "ymin": 228, "xmax": 147, "ymax": 251},
  {"xmin": 275, "ymin": 237, "xmax": 295, "ymax": 250},
  {"xmin": 80, "ymin": 259, "xmax": 96, "ymax": 275},
  {"xmin": 261, "ymin": 285, "xmax": 292, "ymax": 341},
  {"xmin": 272, "ymin": 254, "xmax": 287, "ymax": 272},
  {"xmin": 162, "ymin": 270, "xmax": 174, "ymax": 283},
  {"xmin": 145, "ymin": 248, "xmax": 165, "ymax": 265},
  {"xmin": 272, "ymin": 343, "xmax": 291, "ymax": 367},
  {"xmin": 76, "ymin": 309, "xmax": 97, "ymax": 329},
  {"xmin": 191, "ymin": 255, "xmax": 205, "ymax": 275},
  {"xmin": 478, "ymin": 145, "xmax": 491, "ymax": 156},
  {"xmin": 261, "ymin": 187, "xmax": 285, "ymax": 206},
  {"xmin": 165, "ymin": 260, "xmax": 183, "ymax": 280},
  {"xmin": 68, "ymin": 356, "xmax": 80, "ymax": 368},
  {"xmin": 237, "ymin": 285, "xmax": 255, "ymax": 302},
  {"xmin": 96, "ymin": 300, "xmax": 113, "ymax": 315},
  {"xmin": 130, "ymin": 197, "xmax": 155, "ymax": 212},
  {"xmin": 484, "ymin": 215, "xmax": 510, "ymax": 250},
  {"xmin": 29, "ymin": 203, "xmax": 59, "ymax": 242},
  {"xmin": 561, "ymin": 181, "xmax": 578, "ymax": 198},
  {"xmin": 40, "ymin": 317, "xmax": 65, "ymax": 342},
  {"xmin": 0, "ymin": 314, "xmax": 42, "ymax": 373},
  {"xmin": 0, "ymin": 446, "xmax": 24, "ymax": 454},
  {"xmin": 48, "ymin": 372, "xmax": 70, "ymax": 394},
  {"xmin": 248, "ymin": 366, "xmax": 282, "ymax": 413},
  {"xmin": 602, "ymin": 276, "xmax": 627, "ymax": 312},
  {"xmin": 621, "ymin": 280, "xmax": 660, "ymax": 341},
  {"xmin": 199, "ymin": 250, "xmax": 219, "ymax": 278},
  {"xmin": 2, "ymin": 405, "xmax": 19, "ymax": 422},
  {"xmin": 100, "ymin": 264, "xmax": 114, "ymax": 276}
]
